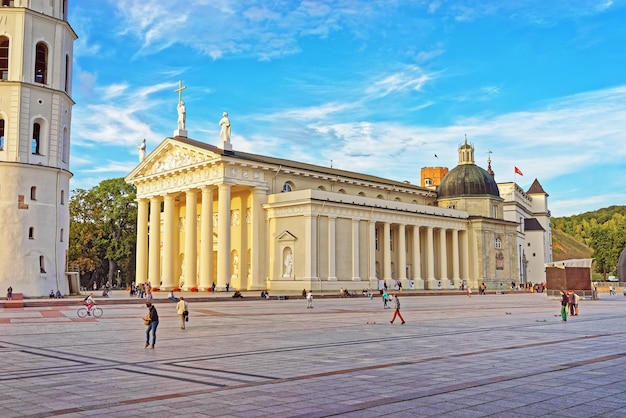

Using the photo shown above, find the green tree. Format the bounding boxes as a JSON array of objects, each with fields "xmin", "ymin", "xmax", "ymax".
[{"xmin": 69, "ymin": 178, "xmax": 137, "ymax": 289}]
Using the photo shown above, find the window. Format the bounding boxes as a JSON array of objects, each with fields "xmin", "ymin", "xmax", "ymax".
[
  {"xmin": 337, "ymin": 189, "xmax": 346, "ymax": 194},
  {"xmin": 39, "ymin": 255, "xmax": 46, "ymax": 273},
  {"xmin": 30, "ymin": 186, "xmax": 36, "ymax": 200},
  {"xmin": 35, "ymin": 43, "xmax": 48, "ymax": 84},
  {"xmin": 448, "ymin": 204, "xmax": 456, "ymax": 209},
  {"xmin": 60, "ymin": 190, "xmax": 65, "ymax": 204},
  {"xmin": 390, "ymin": 229, "xmax": 394, "ymax": 251},
  {"xmin": 425, "ymin": 178, "xmax": 432, "ymax": 186},
  {"xmin": 0, "ymin": 118, "xmax": 4, "ymax": 150},
  {"xmin": 495, "ymin": 237, "xmax": 502, "ymax": 249},
  {"xmin": 358, "ymin": 192, "xmax": 366, "ymax": 197},
  {"xmin": 492, "ymin": 205, "xmax": 498, "ymax": 218},
  {"xmin": 0, "ymin": 36, "xmax": 8, "ymax": 80},
  {"xmin": 29, "ymin": 227, "xmax": 34, "ymax": 239},
  {"xmin": 60, "ymin": 228, "xmax": 64, "ymax": 242},
  {"xmin": 32, "ymin": 123, "xmax": 40, "ymax": 154},
  {"xmin": 64, "ymin": 54, "xmax": 70, "ymax": 92},
  {"xmin": 282, "ymin": 182, "xmax": 293, "ymax": 192}
]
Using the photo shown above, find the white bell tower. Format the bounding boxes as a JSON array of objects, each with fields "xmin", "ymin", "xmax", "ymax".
[{"xmin": 0, "ymin": 0, "xmax": 77, "ymax": 296}]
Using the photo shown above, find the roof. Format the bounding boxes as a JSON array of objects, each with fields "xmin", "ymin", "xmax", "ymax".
[
  {"xmin": 437, "ymin": 164, "xmax": 501, "ymax": 199},
  {"xmin": 527, "ymin": 178, "xmax": 548, "ymax": 196},
  {"xmin": 524, "ymin": 218, "xmax": 545, "ymax": 231},
  {"xmin": 162, "ymin": 136, "xmax": 433, "ymax": 192}
]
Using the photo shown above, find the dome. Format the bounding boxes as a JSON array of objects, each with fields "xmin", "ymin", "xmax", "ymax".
[{"xmin": 438, "ymin": 164, "xmax": 500, "ymax": 198}]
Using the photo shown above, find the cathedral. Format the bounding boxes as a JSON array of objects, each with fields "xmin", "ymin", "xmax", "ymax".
[
  {"xmin": 126, "ymin": 117, "xmax": 552, "ymax": 293},
  {"xmin": 0, "ymin": 0, "xmax": 75, "ymax": 297}
]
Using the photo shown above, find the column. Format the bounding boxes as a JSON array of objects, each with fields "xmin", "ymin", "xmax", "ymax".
[
  {"xmin": 199, "ymin": 186, "xmax": 213, "ymax": 291},
  {"xmin": 451, "ymin": 229, "xmax": 461, "ymax": 289},
  {"xmin": 439, "ymin": 228, "xmax": 450, "ymax": 288},
  {"xmin": 368, "ymin": 221, "xmax": 376, "ymax": 287},
  {"xmin": 328, "ymin": 216, "xmax": 337, "ymax": 281},
  {"xmin": 148, "ymin": 196, "xmax": 161, "ymax": 287},
  {"xmin": 184, "ymin": 189, "xmax": 197, "ymax": 290},
  {"xmin": 249, "ymin": 187, "xmax": 265, "ymax": 290},
  {"xmin": 383, "ymin": 222, "xmax": 391, "ymax": 281},
  {"xmin": 425, "ymin": 226, "xmax": 436, "ymax": 289},
  {"xmin": 161, "ymin": 194, "xmax": 175, "ymax": 289},
  {"xmin": 411, "ymin": 226, "xmax": 424, "ymax": 289},
  {"xmin": 303, "ymin": 215, "xmax": 318, "ymax": 281},
  {"xmin": 351, "ymin": 219, "xmax": 360, "ymax": 281},
  {"xmin": 462, "ymin": 230, "xmax": 470, "ymax": 285},
  {"xmin": 398, "ymin": 224, "xmax": 407, "ymax": 284},
  {"xmin": 216, "ymin": 183, "xmax": 231, "ymax": 291},
  {"xmin": 135, "ymin": 198, "xmax": 149, "ymax": 285}
]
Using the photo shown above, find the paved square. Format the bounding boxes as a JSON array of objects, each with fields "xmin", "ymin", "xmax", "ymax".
[{"xmin": 2, "ymin": 292, "xmax": 626, "ymax": 417}]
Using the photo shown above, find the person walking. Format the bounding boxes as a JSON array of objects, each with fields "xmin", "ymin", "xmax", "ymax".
[
  {"xmin": 560, "ymin": 290, "xmax": 568, "ymax": 321},
  {"xmin": 176, "ymin": 297, "xmax": 188, "ymax": 329},
  {"xmin": 567, "ymin": 290, "xmax": 576, "ymax": 316},
  {"xmin": 390, "ymin": 294, "xmax": 405, "ymax": 324},
  {"xmin": 383, "ymin": 290, "xmax": 390, "ymax": 308},
  {"xmin": 306, "ymin": 290, "xmax": 314, "ymax": 309},
  {"xmin": 574, "ymin": 292, "xmax": 580, "ymax": 316},
  {"xmin": 145, "ymin": 302, "xmax": 159, "ymax": 348}
]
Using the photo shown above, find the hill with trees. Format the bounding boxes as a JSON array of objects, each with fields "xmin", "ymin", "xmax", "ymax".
[{"xmin": 551, "ymin": 205, "xmax": 626, "ymax": 279}]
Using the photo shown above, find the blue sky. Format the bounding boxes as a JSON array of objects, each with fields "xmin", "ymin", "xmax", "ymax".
[{"xmin": 68, "ymin": 0, "xmax": 626, "ymax": 217}]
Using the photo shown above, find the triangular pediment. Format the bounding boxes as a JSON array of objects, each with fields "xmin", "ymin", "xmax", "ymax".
[
  {"xmin": 126, "ymin": 137, "xmax": 222, "ymax": 182},
  {"xmin": 276, "ymin": 230, "xmax": 297, "ymax": 241}
]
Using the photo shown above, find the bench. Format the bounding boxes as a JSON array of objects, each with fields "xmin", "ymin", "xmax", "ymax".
[{"xmin": 5, "ymin": 293, "xmax": 24, "ymax": 308}]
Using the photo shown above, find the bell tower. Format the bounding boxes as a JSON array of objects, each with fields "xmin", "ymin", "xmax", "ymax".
[{"xmin": 0, "ymin": 0, "xmax": 77, "ymax": 296}]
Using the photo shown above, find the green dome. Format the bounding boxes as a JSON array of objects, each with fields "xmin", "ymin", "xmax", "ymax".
[{"xmin": 438, "ymin": 164, "xmax": 500, "ymax": 198}]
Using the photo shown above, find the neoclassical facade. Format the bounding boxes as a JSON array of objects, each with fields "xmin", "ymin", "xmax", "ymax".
[{"xmin": 126, "ymin": 133, "xmax": 548, "ymax": 293}]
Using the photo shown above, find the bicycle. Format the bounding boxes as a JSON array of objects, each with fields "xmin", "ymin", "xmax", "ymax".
[{"xmin": 77, "ymin": 306, "xmax": 103, "ymax": 318}]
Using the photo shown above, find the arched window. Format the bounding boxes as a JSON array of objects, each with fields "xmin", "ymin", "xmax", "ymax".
[
  {"xmin": 337, "ymin": 189, "xmax": 346, "ymax": 194},
  {"xmin": 30, "ymin": 186, "xmax": 37, "ymax": 200},
  {"xmin": 495, "ymin": 237, "xmax": 502, "ymax": 249},
  {"xmin": 0, "ymin": 36, "xmax": 8, "ymax": 80},
  {"xmin": 32, "ymin": 122, "xmax": 41, "ymax": 154},
  {"xmin": 282, "ymin": 182, "xmax": 294, "ymax": 192},
  {"xmin": 358, "ymin": 192, "xmax": 366, "ymax": 197},
  {"xmin": 35, "ymin": 42, "xmax": 48, "ymax": 84},
  {"xmin": 0, "ymin": 118, "xmax": 5, "ymax": 150},
  {"xmin": 29, "ymin": 227, "xmax": 35, "ymax": 239},
  {"xmin": 317, "ymin": 186, "xmax": 326, "ymax": 191}
]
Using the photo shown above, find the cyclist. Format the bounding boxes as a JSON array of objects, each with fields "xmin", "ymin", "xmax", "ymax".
[{"xmin": 83, "ymin": 293, "xmax": 95, "ymax": 315}]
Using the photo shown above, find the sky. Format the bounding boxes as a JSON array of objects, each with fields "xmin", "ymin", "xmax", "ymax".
[{"xmin": 68, "ymin": 0, "xmax": 626, "ymax": 217}]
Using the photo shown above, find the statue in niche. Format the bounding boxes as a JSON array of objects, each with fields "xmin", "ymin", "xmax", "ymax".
[
  {"xmin": 232, "ymin": 254, "xmax": 239, "ymax": 277},
  {"xmin": 283, "ymin": 251, "xmax": 293, "ymax": 278}
]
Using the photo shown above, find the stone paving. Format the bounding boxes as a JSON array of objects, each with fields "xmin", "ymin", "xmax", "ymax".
[{"xmin": 2, "ymin": 291, "xmax": 626, "ymax": 417}]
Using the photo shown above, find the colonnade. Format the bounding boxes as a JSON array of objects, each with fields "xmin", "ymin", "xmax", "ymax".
[
  {"xmin": 135, "ymin": 184, "xmax": 265, "ymax": 291},
  {"xmin": 299, "ymin": 213, "xmax": 469, "ymax": 290}
]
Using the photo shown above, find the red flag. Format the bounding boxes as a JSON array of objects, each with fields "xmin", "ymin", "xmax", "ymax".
[{"xmin": 514, "ymin": 166, "xmax": 523, "ymax": 176}]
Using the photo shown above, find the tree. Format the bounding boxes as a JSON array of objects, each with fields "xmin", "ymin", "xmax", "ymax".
[{"xmin": 69, "ymin": 178, "xmax": 137, "ymax": 289}]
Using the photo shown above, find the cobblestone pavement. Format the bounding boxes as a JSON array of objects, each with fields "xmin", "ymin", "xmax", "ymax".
[{"xmin": 2, "ymin": 292, "xmax": 626, "ymax": 417}]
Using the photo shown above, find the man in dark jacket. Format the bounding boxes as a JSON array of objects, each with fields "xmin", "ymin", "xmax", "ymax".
[{"xmin": 145, "ymin": 302, "xmax": 159, "ymax": 348}]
